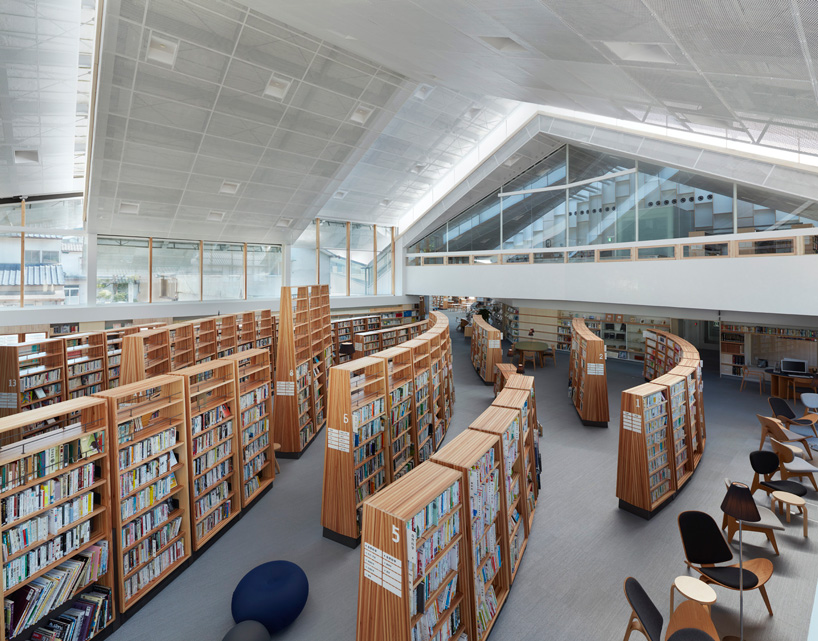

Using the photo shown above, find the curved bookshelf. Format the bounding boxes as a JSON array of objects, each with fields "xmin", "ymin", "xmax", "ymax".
[{"xmin": 568, "ymin": 318, "xmax": 609, "ymax": 427}]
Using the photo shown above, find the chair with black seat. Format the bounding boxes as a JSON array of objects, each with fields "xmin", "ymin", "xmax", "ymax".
[
  {"xmin": 622, "ymin": 577, "xmax": 718, "ymax": 641},
  {"xmin": 756, "ymin": 414, "xmax": 812, "ymax": 460},
  {"xmin": 771, "ymin": 437, "xmax": 818, "ymax": 491},
  {"xmin": 749, "ymin": 450, "xmax": 808, "ymax": 498},
  {"xmin": 677, "ymin": 511, "xmax": 774, "ymax": 616},
  {"xmin": 721, "ymin": 478, "xmax": 784, "ymax": 555},
  {"xmin": 768, "ymin": 397, "xmax": 818, "ymax": 438}
]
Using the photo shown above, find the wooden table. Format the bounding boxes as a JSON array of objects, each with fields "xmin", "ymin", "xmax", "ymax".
[
  {"xmin": 772, "ymin": 490, "xmax": 808, "ymax": 537},
  {"xmin": 513, "ymin": 340, "xmax": 553, "ymax": 367},
  {"xmin": 766, "ymin": 369, "xmax": 818, "ymax": 400},
  {"xmin": 670, "ymin": 575, "xmax": 717, "ymax": 614}
]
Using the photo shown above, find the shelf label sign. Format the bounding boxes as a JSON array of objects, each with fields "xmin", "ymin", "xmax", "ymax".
[
  {"xmin": 276, "ymin": 381, "xmax": 295, "ymax": 396},
  {"xmin": 623, "ymin": 411, "xmax": 642, "ymax": 433},
  {"xmin": 0, "ymin": 392, "xmax": 15, "ymax": 409},
  {"xmin": 488, "ymin": 340, "xmax": 501, "ymax": 349},
  {"xmin": 363, "ymin": 542, "xmax": 402, "ymax": 597},
  {"xmin": 327, "ymin": 428, "xmax": 350, "ymax": 452}
]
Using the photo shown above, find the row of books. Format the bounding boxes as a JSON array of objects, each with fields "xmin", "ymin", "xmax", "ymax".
[
  {"xmin": 192, "ymin": 424, "xmax": 232, "ymax": 456},
  {"xmin": 239, "ymin": 384, "xmax": 269, "ymax": 410},
  {"xmin": 118, "ymin": 428, "xmax": 177, "ymax": 470},
  {"xmin": 2, "ymin": 463, "xmax": 97, "ymax": 526},
  {"xmin": 4, "ymin": 521, "xmax": 93, "ymax": 590},
  {"xmin": 122, "ymin": 515, "xmax": 182, "ymax": 575},
  {"xmin": 119, "ymin": 452, "xmax": 177, "ymax": 498},
  {"xmin": 190, "ymin": 404, "xmax": 231, "ymax": 436}
]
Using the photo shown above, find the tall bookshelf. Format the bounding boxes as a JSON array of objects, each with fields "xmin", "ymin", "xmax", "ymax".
[
  {"xmin": 568, "ymin": 318, "xmax": 609, "ymax": 427},
  {"xmin": 431, "ymin": 430, "xmax": 510, "ymax": 641},
  {"xmin": 0, "ymin": 339, "xmax": 67, "ymax": 421},
  {"xmin": 492, "ymin": 388, "xmax": 538, "ymax": 530},
  {"xmin": 402, "ymin": 339, "xmax": 434, "ymax": 464},
  {"xmin": 309, "ymin": 285, "xmax": 332, "ymax": 439},
  {"xmin": 120, "ymin": 328, "xmax": 171, "ymax": 386},
  {"xmin": 356, "ymin": 462, "xmax": 467, "ymax": 641},
  {"xmin": 321, "ymin": 357, "xmax": 388, "ymax": 547},
  {"xmin": 501, "ymin": 304, "xmax": 519, "ymax": 345},
  {"xmin": 719, "ymin": 321, "xmax": 818, "ymax": 378},
  {"xmin": 505, "ymin": 374, "xmax": 542, "ymax": 526},
  {"xmin": 223, "ymin": 349, "xmax": 275, "ymax": 508},
  {"xmin": 63, "ymin": 333, "xmax": 107, "ymax": 401},
  {"xmin": 273, "ymin": 286, "xmax": 319, "ymax": 458},
  {"xmin": 167, "ymin": 322, "xmax": 195, "ymax": 372},
  {"xmin": 428, "ymin": 333, "xmax": 447, "ymax": 450},
  {"xmin": 254, "ymin": 309, "xmax": 274, "ymax": 352},
  {"xmin": 94, "ymin": 375, "xmax": 192, "ymax": 612},
  {"xmin": 493, "ymin": 364, "xmax": 517, "ymax": 397},
  {"xmin": 237, "ymin": 312, "xmax": 255, "ymax": 353},
  {"xmin": 470, "ymin": 317, "xmax": 502, "ymax": 384},
  {"xmin": 0, "ymin": 398, "xmax": 116, "ymax": 641},
  {"xmin": 376, "ymin": 347, "xmax": 416, "ymax": 482},
  {"xmin": 104, "ymin": 329, "xmax": 126, "ymax": 389},
  {"xmin": 192, "ymin": 318, "xmax": 217, "ymax": 364},
  {"xmin": 653, "ymin": 373, "xmax": 695, "ymax": 490},
  {"xmin": 331, "ymin": 316, "xmax": 380, "ymax": 364},
  {"xmin": 215, "ymin": 315, "xmax": 237, "ymax": 359},
  {"xmin": 176, "ymin": 361, "xmax": 242, "ymax": 549},
  {"xmin": 468, "ymin": 406, "xmax": 527, "ymax": 583},
  {"xmin": 680, "ymin": 357, "xmax": 706, "ymax": 456},
  {"xmin": 353, "ymin": 321, "xmax": 427, "ymax": 359}
]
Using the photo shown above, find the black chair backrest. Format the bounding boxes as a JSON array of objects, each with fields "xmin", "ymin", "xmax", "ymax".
[
  {"xmin": 624, "ymin": 577, "xmax": 663, "ymax": 641},
  {"xmin": 750, "ymin": 450, "xmax": 780, "ymax": 476},
  {"xmin": 678, "ymin": 511, "xmax": 733, "ymax": 565},
  {"xmin": 769, "ymin": 397, "xmax": 795, "ymax": 420},
  {"xmin": 667, "ymin": 629, "xmax": 718, "ymax": 641}
]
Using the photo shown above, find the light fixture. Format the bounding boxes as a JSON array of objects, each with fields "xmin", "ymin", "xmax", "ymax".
[
  {"xmin": 503, "ymin": 154, "xmax": 522, "ymax": 167},
  {"xmin": 479, "ymin": 36, "xmax": 527, "ymax": 53},
  {"xmin": 414, "ymin": 84, "xmax": 435, "ymax": 100},
  {"xmin": 219, "ymin": 180, "xmax": 240, "ymax": 195},
  {"xmin": 601, "ymin": 41, "xmax": 675, "ymax": 64},
  {"xmin": 333, "ymin": 190, "xmax": 347, "ymax": 200},
  {"xmin": 264, "ymin": 73, "xmax": 293, "ymax": 100},
  {"xmin": 146, "ymin": 33, "xmax": 178, "ymax": 66},
  {"xmin": 118, "ymin": 202, "xmax": 139, "ymax": 215},
  {"xmin": 465, "ymin": 106, "xmax": 482, "ymax": 121},
  {"xmin": 13, "ymin": 150, "xmax": 39, "ymax": 164},
  {"xmin": 276, "ymin": 218, "xmax": 293, "ymax": 228},
  {"xmin": 411, "ymin": 163, "xmax": 427, "ymax": 174},
  {"xmin": 350, "ymin": 104, "xmax": 374, "ymax": 125},
  {"xmin": 207, "ymin": 210, "xmax": 225, "ymax": 222}
]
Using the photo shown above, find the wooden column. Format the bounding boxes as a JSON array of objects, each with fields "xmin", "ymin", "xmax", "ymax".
[
  {"xmin": 373, "ymin": 224, "xmax": 378, "ymax": 296},
  {"xmin": 19, "ymin": 199, "xmax": 25, "ymax": 307},
  {"xmin": 346, "ymin": 221, "xmax": 351, "ymax": 296}
]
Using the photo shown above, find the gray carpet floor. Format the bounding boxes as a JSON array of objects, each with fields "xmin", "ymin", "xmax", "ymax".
[{"xmin": 108, "ymin": 311, "xmax": 816, "ymax": 640}]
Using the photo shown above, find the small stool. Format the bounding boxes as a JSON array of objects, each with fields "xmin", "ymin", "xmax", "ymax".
[
  {"xmin": 772, "ymin": 490, "xmax": 808, "ymax": 537},
  {"xmin": 802, "ymin": 392, "xmax": 818, "ymax": 413},
  {"xmin": 273, "ymin": 443, "xmax": 281, "ymax": 474},
  {"xmin": 670, "ymin": 575, "xmax": 717, "ymax": 615}
]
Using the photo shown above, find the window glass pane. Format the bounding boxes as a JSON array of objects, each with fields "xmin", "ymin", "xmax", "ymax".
[
  {"xmin": 203, "ymin": 242, "xmax": 244, "ymax": 300},
  {"xmin": 23, "ymin": 235, "xmax": 85, "ymax": 307},
  {"xmin": 24, "ymin": 198, "xmax": 83, "ymax": 230},
  {"xmin": 447, "ymin": 193, "xmax": 501, "ymax": 252},
  {"xmin": 152, "ymin": 239, "xmax": 200, "ymax": 302},
  {"xmin": 736, "ymin": 186, "xmax": 818, "ymax": 233},
  {"xmin": 503, "ymin": 147, "xmax": 567, "ymax": 192},
  {"xmin": 502, "ymin": 191, "xmax": 566, "ymax": 249},
  {"xmin": 349, "ymin": 223, "xmax": 374, "ymax": 296},
  {"xmin": 532, "ymin": 251, "xmax": 564, "ymax": 263},
  {"xmin": 568, "ymin": 146, "xmax": 635, "ymax": 182},
  {"xmin": 349, "ymin": 223, "xmax": 373, "ymax": 251},
  {"xmin": 319, "ymin": 220, "xmax": 347, "ymax": 295},
  {"xmin": 97, "ymin": 236, "xmax": 150, "ymax": 304},
  {"xmin": 375, "ymin": 226, "xmax": 391, "ymax": 295},
  {"xmin": 292, "ymin": 221, "xmax": 317, "ymax": 287},
  {"xmin": 637, "ymin": 162, "xmax": 733, "ymax": 239},
  {"xmin": 407, "ymin": 225, "xmax": 446, "ymax": 253},
  {"xmin": 0, "ymin": 204, "xmax": 22, "ymax": 227},
  {"xmin": 569, "ymin": 173, "xmax": 636, "ymax": 246},
  {"xmin": 0, "ymin": 233, "xmax": 21, "ymax": 307},
  {"xmin": 247, "ymin": 244, "xmax": 282, "ymax": 298}
]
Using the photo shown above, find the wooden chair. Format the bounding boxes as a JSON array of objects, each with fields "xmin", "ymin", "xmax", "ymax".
[
  {"xmin": 665, "ymin": 602, "xmax": 719, "ymax": 640},
  {"xmin": 756, "ymin": 414, "xmax": 812, "ymax": 460},
  {"xmin": 771, "ymin": 438, "xmax": 818, "ymax": 491},
  {"xmin": 749, "ymin": 450, "xmax": 808, "ymax": 498},
  {"xmin": 768, "ymin": 397, "xmax": 818, "ymax": 437},
  {"xmin": 677, "ymin": 511, "xmax": 774, "ymax": 616},
  {"xmin": 740, "ymin": 365, "xmax": 765, "ymax": 394},
  {"xmin": 543, "ymin": 345, "xmax": 557, "ymax": 366},
  {"xmin": 274, "ymin": 442, "xmax": 281, "ymax": 473},
  {"xmin": 522, "ymin": 351, "xmax": 537, "ymax": 369},
  {"xmin": 793, "ymin": 376, "xmax": 818, "ymax": 400},
  {"xmin": 622, "ymin": 577, "xmax": 718, "ymax": 641},
  {"xmin": 721, "ymin": 478, "xmax": 784, "ymax": 555}
]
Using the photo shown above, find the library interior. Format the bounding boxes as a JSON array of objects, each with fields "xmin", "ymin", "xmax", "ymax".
[{"xmin": 2, "ymin": 1, "xmax": 818, "ymax": 640}]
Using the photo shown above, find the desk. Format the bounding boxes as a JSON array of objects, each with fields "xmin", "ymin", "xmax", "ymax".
[
  {"xmin": 766, "ymin": 370, "xmax": 818, "ymax": 400},
  {"xmin": 513, "ymin": 340, "xmax": 553, "ymax": 367}
]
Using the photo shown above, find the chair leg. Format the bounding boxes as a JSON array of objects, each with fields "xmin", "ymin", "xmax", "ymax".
[
  {"xmin": 766, "ymin": 530, "xmax": 780, "ymax": 555},
  {"xmin": 809, "ymin": 473, "xmax": 818, "ymax": 491},
  {"xmin": 758, "ymin": 584, "xmax": 773, "ymax": 616},
  {"xmin": 740, "ymin": 378, "xmax": 746, "ymax": 392},
  {"xmin": 623, "ymin": 614, "xmax": 641, "ymax": 641}
]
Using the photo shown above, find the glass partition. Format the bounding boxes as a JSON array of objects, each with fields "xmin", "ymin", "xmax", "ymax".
[
  {"xmin": 0, "ymin": 233, "xmax": 21, "ymax": 307},
  {"xmin": 375, "ymin": 226, "xmax": 392, "ymax": 295},
  {"xmin": 319, "ymin": 220, "xmax": 348, "ymax": 295},
  {"xmin": 291, "ymin": 221, "xmax": 317, "ymax": 287},
  {"xmin": 97, "ymin": 236, "xmax": 150, "ymax": 304},
  {"xmin": 350, "ymin": 223, "xmax": 374, "ymax": 296},
  {"xmin": 203, "ymin": 242, "xmax": 244, "ymax": 300},
  {"xmin": 568, "ymin": 173, "xmax": 636, "ymax": 246},
  {"xmin": 152, "ymin": 239, "xmax": 200, "ymax": 302},
  {"xmin": 247, "ymin": 244, "xmax": 282, "ymax": 298},
  {"xmin": 736, "ymin": 186, "xmax": 818, "ymax": 233}
]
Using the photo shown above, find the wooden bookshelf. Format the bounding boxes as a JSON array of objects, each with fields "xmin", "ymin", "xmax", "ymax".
[
  {"xmin": 0, "ymin": 339, "xmax": 67, "ymax": 422},
  {"xmin": 719, "ymin": 321, "xmax": 818, "ymax": 378},
  {"xmin": 215, "ymin": 315, "xmax": 237, "ymax": 358},
  {"xmin": 49, "ymin": 323, "xmax": 80, "ymax": 338},
  {"xmin": 273, "ymin": 286, "xmax": 320, "ymax": 458},
  {"xmin": 63, "ymin": 333, "xmax": 107, "ymax": 401},
  {"xmin": 222, "ymin": 349, "xmax": 275, "ymax": 508},
  {"xmin": 470, "ymin": 317, "xmax": 502, "ymax": 384},
  {"xmin": 643, "ymin": 329, "xmax": 696, "ymax": 380},
  {"xmin": 192, "ymin": 318, "xmax": 217, "ymax": 365},
  {"xmin": 468, "ymin": 406, "xmax": 527, "ymax": 583},
  {"xmin": 353, "ymin": 321, "xmax": 428, "ymax": 359},
  {"xmin": 0, "ymin": 397, "xmax": 116, "ymax": 641},
  {"xmin": 331, "ymin": 316, "xmax": 380, "ymax": 364},
  {"xmin": 94, "ymin": 375, "xmax": 192, "ymax": 612},
  {"xmin": 237, "ymin": 312, "xmax": 255, "ymax": 353},
  {"xmin": 568, "ymin": 318, "xmax": 609, "ymax": 427},
  {"xmin": 167, "ymin": 322, "xmax": 195, "ymax": 372},
  {"xmin": 505, "ymin": 374, "xmax": 542, "ymax": 525},
  {"xmin": 401, "ymin": 339, "xmax": 434, "ymax": 465},
  {"xmin": 309, "ymin": 285, "xmax": 332, "ymax": 439},
  {"xmin": 431, "ymin": 430, "xmax": 509, "ymax": 641},
  {"xmin": 104, "ymin": 329, "xmax": 125, "ymax": 389},
  {"xmin": 175, "ymin": 361, "xmax": 242, "ymax": 550},
  {"xmin": 492, "ymin": 388, "xmax": 538, "ymax": 532},
  {"xmin": 356, "ymin": 462, "xmax": 466, "ymax": 641},
  {"xmin": 379, "ymin": 305, "xmax": 421, "ymax": 327},
  {"xmin": 374, "ymin": 347, "xmax": 416, "ymax": 484},
  {"xmin": 321, "ymin": 357, "xmax": 388, "ymax": 547},
  {"xmin": 254, "ymin": 309, "xmax": 274, "ymax": 351},
  {"xmin": 493, "ymin": 364, "xmax": 517, "ymax": 397},
  {"xmin": 120, "ymin": 328, "xmax": 171, "ymax": 386}
]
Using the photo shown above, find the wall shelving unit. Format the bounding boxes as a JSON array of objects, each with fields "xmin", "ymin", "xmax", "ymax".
[
  {"xmin": 215, "ymin": 316, "xmax": 237, "ymax": 359},
  {"xmin": 237, "ymin": 312, "xmax": 256, "ymax": 353},
  {"xmin": 0, "ymin": 339, "xmax": 67, "ymax": 423},
  {"xmin": 401, "ymin": 339, "xmax": 434, "ymax": 465},
  {"xmin": 192, "ymin": 318, "xmax": 217, "ymax": 365},
  {"xmin": 353, "ymin": 321, "xmax": 427, "ymax": 359},
  {"xmin": 568, "ymin": 318, "xmax": 609, "ymax": 427},
  {"xmin": 120, "ymin": 328, "xmax": 172, "ymax": 386},
  {"xmin": 167, "ymin": 322, "xmax": 195, "ymax": 372},
  {"xmin": 376, "ymin": 347, "xmax": 416, "ymax": 483},
  {"xmin": 104, "ymin": 329, "xmax": 127, "ymax": 389},
  {"xmin": 505, "ymin": 374, "xmax": 542, "ymax": 527},
  {"xmin": 63, "ymin": 333, "xmax": 107, "ymax": 401}
]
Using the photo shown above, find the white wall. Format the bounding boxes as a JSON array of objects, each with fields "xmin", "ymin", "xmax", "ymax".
[{"xmin": 405, "ymin": 258, "xmax": 818, "ymax": 325}]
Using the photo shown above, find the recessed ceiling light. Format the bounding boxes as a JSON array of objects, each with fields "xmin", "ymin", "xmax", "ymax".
[
  {"xmin": 208, "ymin": 210, "xmax": 225, "ymax": 222},
  {"xmin": 119, "ymin": 201, "xmax": 139, "ymax": 215},
  {"xmin": 503, "ymin": 154, "xmax": 522, "ymax": 167},
  {"xmin": 380, "ymin": 199, "xmax": 391, "ymax": 207},
  {"xmin": 414, "ymin": 84, "xmax": 435, "ymax": 101},
  {"xmin": 276, "ymin": 218, "xmax": 293, "ymax": 228},
  {"xmin": 333, "ymin": 190, "xmax": 348, "ymax": 200},
  {"xmin": 146, "ymin": 33, "xmax": 178, "ymax": 66},
  {"xmin": 264, "ymin": 73, "xmax": 293, "ymax": 100},
  {"xmin": 13, "ymin": 150, "xmax": 39, "ymax": 164},
  {"xmin": 219, "ymin": 180, "xmax": 240, "ymax": 195},
  {"xmin": 350, "ymin": 104, "xmax": 374, "ymax": 125},
  {"xmin": 411, "ymin": 163, "xmax": 427, "ymax": 174},
  {"xmin": 602, "ymin": 41, "xmax": 675, "ymax": 64},
  {"xmin": 465, "ymin": 106, "xmax": 482, "ymax": 121},
  {"xmin": 479, "ymin": 36, "xmax": 526, "ymax": 53}
]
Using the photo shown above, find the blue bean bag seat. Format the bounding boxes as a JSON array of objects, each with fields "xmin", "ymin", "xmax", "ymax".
[
  {"xmin": 222, "ymin": 620, "xmax": 270, "ymax": 641},
  {"xmin": 232, "ymin": 561, "xmax": 309, "ymax": 634}
]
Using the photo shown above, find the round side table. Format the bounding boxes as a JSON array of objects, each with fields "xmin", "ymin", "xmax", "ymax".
[
  {"xmin": 670, "ymin": 575, "xmax": 717, "ymax": 614},
  {"xmin": 772, "ymin": 490, "xmax": 808, "ymax": 537}
]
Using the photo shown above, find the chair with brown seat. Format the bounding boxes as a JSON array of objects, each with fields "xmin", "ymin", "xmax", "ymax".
[
  {"xmin": 771, "ymin": 437, "xmax": 818, "ymax": 491},
  {"xmin": 677, "ymin": 511, "xmax": 774, "ymax": 616},
  {"xmin": 768, "ymin": 397, "xmax": 818, "ymax": 437},
  {"xmin": 757, "ymin": 414, "xmax": 813, "ymax": 460},
  {"xmin": 740, "ymin": 365, "xmax": 765, "ymax": 394},
  {"xmin": 721, "ymin": 478, "xmax": 784, "ymax": 555},
  {"xmin": 749, "ymin": 450, "xmax": 808, "ymax": 498},
  {"xmin": 622, "ymin": 577, "xmax": 718, "ymax": 641}
]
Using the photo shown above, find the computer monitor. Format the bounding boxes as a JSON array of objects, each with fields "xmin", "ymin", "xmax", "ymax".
[{"xmin": 780, "ymin": 358, "xmax": 808, "ymax": 374}]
